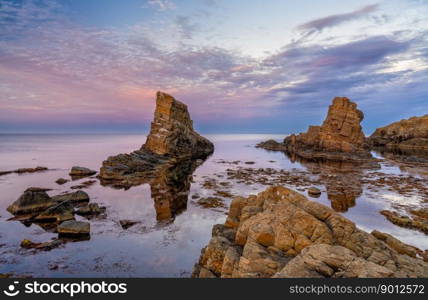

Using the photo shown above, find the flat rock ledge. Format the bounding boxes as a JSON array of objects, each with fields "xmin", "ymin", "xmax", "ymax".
[
  {"xmin": 192, "ymin": 186, "xmax": 428, "ymax": 278},
  {"xmin": 99, "ymin": 92, "xmax": 214, "ymax": 188}
]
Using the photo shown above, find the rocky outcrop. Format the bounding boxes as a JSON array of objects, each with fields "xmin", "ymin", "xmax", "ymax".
[
  {"xmin": 99, "ymin": 92, "xmax": 213, "ymax": 188},
  {"xmin": 368, "ymin": 115, "xmax": 428, "ymax": 151},
  {"xmin": 57, "ymin": 220, "xmax": 90, "ymax": 237},
  {"xmin": 257, "ymin": 97, "xmax": 371, "ymax": 161},
  {"xmin": 143, "ymin": 92, "xmax": 214, "ymax": 157},
  {"xmin": 192, "ymin": 186, "xmax": 428, "ymax": 278},
  {"xmin": 7, "ymin": 188, "xmax": 55, "ymax": 215}
]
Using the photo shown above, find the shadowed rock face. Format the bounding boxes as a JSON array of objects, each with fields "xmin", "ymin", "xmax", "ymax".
[
  {"xmin": 99, "ymin": 92, "xmax": 214, "ymax": 187},
  {"xmin": 368, "ymin": 115, "xmax": 428, "ymax": 151},
  {"xmin": 192, "ymin": 186, "xmax": 428, "ymax": 278},
  {"xmin": 257, "ymin": 97, "xmax": 371, "ymax": 161}
]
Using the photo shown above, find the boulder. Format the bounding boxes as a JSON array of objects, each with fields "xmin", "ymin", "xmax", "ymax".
[
  {"xmin": 193, "ymin": 186, "xmax": 428, "ymax": 278},
  {"xmin": 99, "ymin": 91, "xmax": 214, "ymax": 187},
  {"xmin": 69, "ymin": 166, "xmax": 97, "ymax": 178},
  {"xmin": 51, "ymin": 190, "xmax": 90, "ymax": 204},
  {"xmin": 7, "ymin": 188, "xmax": 55, "ymax": 215},
  {"xmin": 258, "ymin": 97, "xmax": 371, "ymax": 161},
  {"xmin": 307, "ymin": 187, "xmax": 321, "ymax": 197},
  {"xmin": 57, "ymin": 220, "xmax": 90, "ymax": 237},
  {"xmin": 34, "ymin": 201, "xmax": 75, "ymax": 222},
  {"xmin": 368, "ymin": 115, "xmax": 428, "ymax": 150}
]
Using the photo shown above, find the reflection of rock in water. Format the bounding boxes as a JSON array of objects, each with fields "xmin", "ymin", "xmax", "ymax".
[
  {"xmin": 151, "ymin": 159, "xmax": 199, "ymax": 222},
  {"xmin": 373, "ymin": 147, "xmax": 428, "ymax": 164},
  {"xmin": 286, "ymin": 153, "xmax": 378, "ymax": 212}
]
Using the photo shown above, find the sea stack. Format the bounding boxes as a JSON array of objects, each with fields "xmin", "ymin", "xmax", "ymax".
[
  {"xmin": 368, "ymin": 114, "xmax": 428, "ymax": 150},
  {"xmin": 99, "ymin": 92, "xmax": 214, "ymax": 187},
  {"xmin": 257, "ymin": 97, "xmax": 371, "ymax": 161},
  {"xmin": 143, "ymin": 91, "xmax": 214, "ymax": 158}
]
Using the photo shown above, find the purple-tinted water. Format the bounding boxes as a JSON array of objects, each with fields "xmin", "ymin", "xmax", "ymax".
[{"xmin": 0, "ymin": 134, "xmax": 426, "ymax": 277}]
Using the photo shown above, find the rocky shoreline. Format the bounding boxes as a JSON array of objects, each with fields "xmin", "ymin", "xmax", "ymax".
[{"xmin": 192, "ymin": 186, "xmax": 428, "ymax": 278}]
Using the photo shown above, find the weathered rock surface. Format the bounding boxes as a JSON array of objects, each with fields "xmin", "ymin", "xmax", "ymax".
[
  {"xmin": 69, "ymin": 166, "xmax": 97, "ymax": 178},
  {"xmin": 51, "ymin": 190, "xmax": 90, "ymax": 204},
  {"xmin": 99, "ymin": 91, "xmax": 213, "ymax": 188},
  {"xmin": 75, "ymin": 203, "xmax": 105, "ymax": 216},
  {"xmin": 193, "ymin": 186, "xmax": 428, "ymax": 278},
  {"xmin": 368, "ymin": 115, "xmax": 428, "ymax": 150},
  {"xmin": 7, "ymin": 188, "xmax": 55, "ymax": 215},
  {"xmin": 20, "ymin": 238, "xmax": 64, "ymax": 251},
  {"xmin": 257, "ymin": 97, "xmax": 371, "ymax": 161},
  {"xmin": 34, "ymin": 201, "xmax": 75, "ymax": 222},
  {"xmin": 55, "ymin": 178, "xmax": 69, "ymax": 185},
  {"xmin": 57, "ymin": 220, "xmax": 90, "ymax": 237}
]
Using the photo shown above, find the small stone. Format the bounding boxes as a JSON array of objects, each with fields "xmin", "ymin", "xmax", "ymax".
[
  {"xmin": 307, "ymin": 187, "xmax": 321, "ymax": 197},
  {"xmin": 119, "ymin": 220, "xmax": 140, "ymax": 229},
  {"xmin": 56, "ymin": 178, "xmax": 69, "ymax": 185},
  {"xmin": 69, "ymin": 166, "xmax": 97, "ymax": 178}
]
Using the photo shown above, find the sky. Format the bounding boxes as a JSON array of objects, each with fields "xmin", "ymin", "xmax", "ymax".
[{"xmin": 0, "ymin": 0, "xmax": 427, "ymax": 134}]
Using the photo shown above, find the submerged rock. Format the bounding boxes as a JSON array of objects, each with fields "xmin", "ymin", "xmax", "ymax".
[
  {"xmin": 7, "ymin": 188, "xmax": 55, "ymax": 215},
  {"xmin": 20, "ymin": 238, "xmax": 64, "ymax": 251},
  {"xmin": 258, "ymin": 97, "xmax": 371, "ymax": 161},
  {"xmin": 0, "ymin": 166, "xmax": 49, "ymax": 177},
  {"xmin": 57, "ymin": 220, "xmax": 90, "ymax": 237},
  {"xmin": 368, "ymin": 115, "xmax": 428, "ymax": 151},
  {"xmin": 99, "ymin": 91, "xmax": 213, "ymax": 187},
  {"xmin": 69, "ymin": 166, "xmax": 97, "ymax": 178},
  {"xmin": 119, "ymin": 220, "xmax": 140, "ymax": 230},
  {"xmin": 193, "ymin": 186, "xmax": 428, "ymax": 278}
]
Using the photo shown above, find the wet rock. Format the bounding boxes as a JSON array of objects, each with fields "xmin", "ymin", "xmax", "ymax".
[
  {"xmin": 7, "ymin": 188, "xmax": 55, "ymax": 215},
  {"xmin": 34, "ymin": 201, "xmax": 75, "ymax": 222},
  {"xmin": 51, "ymin": 190, "xmax": 90, "ymax": 204},
  {"xmin": 75, "ymin": 203, "xmax": 105, "ymax": 216},
  {"xmin": 69, "ymin": 166, "xmax": 97, "ymax": 178},
  {"xmin": 99, "ymin": 92, "xmax": 214, "ymax": 187},
  {"xmin": 197, "ymin": 197, "xmax": 225, "ymax": 208},
  {"xmin": 20, "ymin": 239, "xmax": 64, "ymax": 251},
  {"xmin": 55, "ymin": 178, "xmax": 69, "ymax": 185},
  {"xmin": 307, "ymin": 187, "xmax": 321, "ymax": 197},
  {"xmin": 0, "ymin": 167, "xmax": 49, "ymax": 177},
  {"xmin": 380, "ymin": 210, "xmax": 428, "ymax": 234},
  {"xmin": 119, "ymin": 220, "xmax": 140, "ymax": 229},
  {"xmin": 258, "ymin": 97, "xmax": 371, "ymax": 161},
  {"xmin": 193, "ymin": 186, "xmax": 428, "ymax": 278},
  {"xmin": 70, "ymin": 180, "xmax": 96, "ymax": 189},
  {"xmin": 368, "ymin": 115, "xmax": 428, "ymax": 150},
  {"xmin": 256, "ymin": 140, "xmax": 286, "ymax": 151},
  {"xmin": 371, "ymin": 230, "xmax": 425, "ymax": 260},
  {"xmin": 57, "ymin": 220, "xmax": 90, "ymax": 237}
]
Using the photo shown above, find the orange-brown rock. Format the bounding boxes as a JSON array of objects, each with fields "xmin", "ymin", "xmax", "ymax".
[
  {"xmin": 192, "ymin": 186, "xmax": 428, "ymax": 278},
  {"xmin": 257, "ymin": 97, "xmax": 371, "ymax": 161},
  {"xmin": 368, "ymin": 115, "xmax": 428, "ymax": 150},
  {"xmin": 99, "ymin": 92, "xmax": 213, "ymax": 186}
]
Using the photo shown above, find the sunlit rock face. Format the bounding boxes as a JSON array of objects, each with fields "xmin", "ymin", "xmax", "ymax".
[
  {"xmin": 257, "ymin": 97, "xmax": 371, "ymax": 161},
  {"xmin": 99, "ymin": 91, "xmax": 214, "ymax": 187},
  {"xmin": 143, "ymin": 91, "xmax": 214, "ymax": 158},
  {"xmin": 368, "ymin": 114, "xmax": 428, "ymax": 151},
  {"xmin": 284, "ymin": 97, "xmax": 370, "ymax": 159},
  {"xmin": 192, "ymin": 186, "xmax": 428, "ymax": 278}
]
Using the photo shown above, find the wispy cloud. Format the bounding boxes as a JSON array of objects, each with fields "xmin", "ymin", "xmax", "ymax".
[
  {"xmin": 147, "ymin": 0, "xmax": 176, "ymax": 11},
  {"xmin": 297, "ymin": 4, "xmax": 379, "ymax": 34}
]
